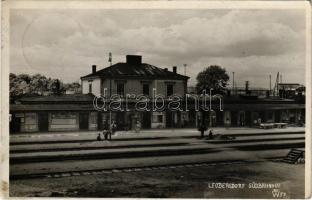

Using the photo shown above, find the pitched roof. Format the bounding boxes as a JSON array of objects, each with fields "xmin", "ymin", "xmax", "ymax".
[
  {"xmin": 10, "ymin": 104, "xmax": 96, "ymax": 111},
  {"xmin": 18, "ymin": 94, "xmax": 95, "ymax": 104},
  {"xmin": 10, "ymin": 102, "xmax": 304, "ymax": 112},
  {"xmin": 81, "ymin": 62, "xmax": 189, "ymax": 80}
]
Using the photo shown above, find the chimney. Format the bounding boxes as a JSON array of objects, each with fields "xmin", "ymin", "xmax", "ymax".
[
  {"xmin": 126, "ymin": 55, "xmax": 142, "ymax": 65},
  {"xmin": 173, "ymin": 66, "xmax": 177, "ymax": 74},
  {"xmin": 92, "ymin": 65, "xmax": 96, "ymax": 74},
  {"xmin": 245, "ymin": 81, "xmax": 249, "ymax": 93}
]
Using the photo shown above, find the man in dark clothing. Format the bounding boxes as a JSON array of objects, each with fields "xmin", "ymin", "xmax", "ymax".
[
  {"xmin": 208, "ymin": 129, "xmax": 214, "ymax": 139},
  {"xmin": 197, "ymin": 112, "xmax": 208, "ymax": 138},
  {"xmin": 198, "ymin": 119, "xmax": 207, "ymax": 138},
  {"xmin": 199, "ymin": 123, "xmax": 207, "ymax": 138}
]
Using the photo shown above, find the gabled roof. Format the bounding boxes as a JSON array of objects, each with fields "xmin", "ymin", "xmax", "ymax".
[
  {"xmin": 278, "ymin": 83, "xmax": 301, "ymax": 85},
  {"xmin": 18, "ymin": 94, "xmax": 95, "ymax": 104},
  {"xmin": 81, "ymin": 62, "xmax": 189, "ymax": 80},
  {"xmin": 10, "ymin": 104, "xmax": 96, "ymax": 111}
]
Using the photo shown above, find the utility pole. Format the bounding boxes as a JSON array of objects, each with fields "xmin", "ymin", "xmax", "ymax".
[
  {"xmin": 108, "ymin": 52, "xmax": 112, "ymax": 131},
  {"xmin": 269, "ymin": 74, "xmax": 271, "ymax": 95},
  {"xmin": 232, "ymin": 72, "xmax": 235, "ymax": 95},
  {"xmin": 275, "ymin": 72, "xmax": 279, "ymax": 97}
]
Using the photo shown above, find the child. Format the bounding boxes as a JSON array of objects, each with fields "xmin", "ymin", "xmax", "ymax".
[{"xmin": 97, "ymin": 133, "xmax": 102, "ymax": 141}]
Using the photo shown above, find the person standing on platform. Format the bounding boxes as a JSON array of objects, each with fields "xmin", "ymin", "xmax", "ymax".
[{"xmin": 135, "ymin": 120, "xmax": 141, "ymax": 133}]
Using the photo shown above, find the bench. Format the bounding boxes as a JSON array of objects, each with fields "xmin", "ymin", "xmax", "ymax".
[
  {"xmin": 259, "ymin": 123, "xmax": 275, "ymax": 129},
  {"xmin": 274, "ymin": 123, "xmax": 288, "ymax": 129}
]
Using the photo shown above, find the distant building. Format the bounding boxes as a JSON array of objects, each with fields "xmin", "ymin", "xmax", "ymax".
[{"xmin": 278, "ymin": 83, "xmax": 305, "ymax": 99}]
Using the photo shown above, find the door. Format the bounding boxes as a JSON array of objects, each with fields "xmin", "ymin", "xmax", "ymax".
[
  {"xmin": 116, "ymin": 112, "xmax": 125, "ymax": 130},
  {"xmin": 166, "ymin": 111, "xmax": 174, "ymax": 128},
  {"xmin": 97, "ymin": 112, "xmax": 103, "ymax": 130},
  {"xmin": 38, "ymin": 113, "xmax": 49, "ymax": 131},
  {"xmin": 216, "ymin": 111, "xmax": 223, "ymax": 126},
  {"xmin": 231, "ymin": 111, "xmax": 238, "ymax": 126},
  {"xmin": 239, "ymin": 112, "xmax": 245, "ymax": 126},
  {"xmin": 275, "ymin": 110, "xmax": 281, "ymax": 122},
  {"xmin": 245, "ymin": 111, "xmax": 252, "ymax": 126},
  {"xmin": 79, "ymin": 113, "xmax": 89, "ymax": 130},
  {"xmin": 142, "ymin": 112, "xmax": 151, "ymax": 129},
  {"xmin": 10, "ymin": 114, "xmax": 21, "ymax": 133},
  {"xmin": 259, "ymin": 111, "xmax": 265, "ymax": 123}
]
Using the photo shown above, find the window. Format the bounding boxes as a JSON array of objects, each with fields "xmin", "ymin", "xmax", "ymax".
[
  {"xmin": 51, "ymin": 112, "xmax": 77, "ymax": 125},
  {"xmin": 166, "ymin": 84, "xmax": 173, "ymax": 97},
  {"xmin": 24, "ymin": 113, "xmax": 37, "ymax": 131},
  {"xmin": 88, "ymin": 83, "xmax": 92, "ymax": 93},
  {"xmin": 117, "ymin": 83, "xmax": 124, "ymax": 96},
  {"xmin": 143, "ymin": 84, "xmax": 150, "ymax": 96},
  {"xmin": 90, "ymin": 112, "xmax": 97, "ymax": 124},
  {"xmin": 25, "ymin": 113, "xmax": 37, "ymax": 125}
]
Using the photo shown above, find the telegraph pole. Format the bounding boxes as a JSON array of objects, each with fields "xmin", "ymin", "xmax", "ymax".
[
  {"xmin": 108, "ymin": 52, "xmax": 112, "ymax": 131},
  {"xmin": 232, "ymin": 72, "xmax": 235, "ymax": 95},
  {"xmin": 269, "ymin": 74, "xmax": 271, "ymax": 95}
]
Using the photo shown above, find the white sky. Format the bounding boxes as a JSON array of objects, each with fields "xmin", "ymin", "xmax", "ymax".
[{"xmin": 10, "ymin": 9, "xmax": 306, "ymax": 88}]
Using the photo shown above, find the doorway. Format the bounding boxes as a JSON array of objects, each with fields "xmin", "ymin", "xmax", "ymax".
[
  {"xmin": 142, "ymin": 112, "xmax": 151, "ymax": 129},
  {"xmin": 79, "ymin": 113, "xmax": 89, "ymax": 130},
  {"xmin": 38, "ymin": 113, "xmax": 49, "ymax": 131},
  {"xmin": 231, "ymin": 111, "xmax": 238, "ymax": 126},
  {"xmin": 10, "ymin": 114, "xmax": 21, "ymax": 133}
]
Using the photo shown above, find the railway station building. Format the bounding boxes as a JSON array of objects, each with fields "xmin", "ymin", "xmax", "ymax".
[{"xmin": 9, "ymin": 55, "xmax": 305, "ymax": 133}]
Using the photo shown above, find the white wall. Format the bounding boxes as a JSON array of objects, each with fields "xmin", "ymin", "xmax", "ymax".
[
  {"xmin": 82, "ymin": 78, "xmax": 101, "ymax": 96},
  {"xmin": 82, "ymin": 77, "xmax": 187, "ymax": 99},
  {"xmin": 152, "ymin": 80, "xmax": 186, "ymax": 97},
  {"xmin": 49, "ymin": 112, "xmax": 79, "ymax": 131}
]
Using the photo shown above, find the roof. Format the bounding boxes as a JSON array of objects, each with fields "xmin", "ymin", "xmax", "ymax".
[
  {"xmin": 278, "ymin": 83, "xmax": 301, "ymax": 85},
  {"xmin": 221, "ymin": 103, "xmax": 305, "ymax": 111},
  {"xmin": 10, "ymin": 102, "xmax": 305, "ymax": 112},
  {"xmin": 81, "ymin": 62, "xmax": 189, "ymax": 80},
  {"xmin": 10, "ymin": 104, "xmax": 96, "ymax": 111},
  {"xmin": 18, "ymin": 94, "xmax": 95, "ymax": 104}
]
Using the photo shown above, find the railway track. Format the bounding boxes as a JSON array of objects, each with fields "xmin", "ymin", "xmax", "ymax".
[
  {"xmin": 10, "ymin": 130, "xmax": 305, "ymax": 181},
  {"xmin": 10, "ymin": 158, "xmax": 286, "ymax": 180}
]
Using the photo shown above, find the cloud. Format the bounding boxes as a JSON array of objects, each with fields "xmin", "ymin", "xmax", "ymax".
[{"xmin": 10, "ymin": 9, "xmax": 306, "ymax": 88}]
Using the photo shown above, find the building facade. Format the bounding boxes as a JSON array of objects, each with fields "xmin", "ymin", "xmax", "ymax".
[
  {"xmin": 10, "ymin": 94, "xmax": 98, "ymax": 133},
  {"xmin": 9, "ymin": 55, "xmax": 305, "ymax": 133},
  {"xmin": 80, "ymin": 55, "xmax": 189, "ymax": 130}
]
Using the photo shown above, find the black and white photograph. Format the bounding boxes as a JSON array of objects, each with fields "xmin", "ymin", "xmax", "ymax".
[{"xmin": 1, "ymin": 1, "xmax": 311, "ymax": 199}]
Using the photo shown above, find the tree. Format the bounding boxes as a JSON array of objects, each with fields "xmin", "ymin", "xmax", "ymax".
[
  {"xmin": 9, "ymin": 73, "xmax": 69, "ymax": 102},
  {"xmin": 10, "ymin": 73, "xmax": 32, "ymax": 97},
  {"xmin": 196, "ymin": 65, "xmax": 229, "ymax": 94},
  {"xmin": 51, "ymin": 79, "xmax": 63, "ymax": 95},
  {"xmin": 195, "ymin": 65, "xmax": 230, "ymax": 130},
  {"xmin": 29, "ymin": 74, "xmax": 49, "ymax": 95},
  {"xmin": 63, "ymin": 82, "xmax": 81, "ymax": 94}
]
